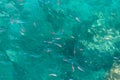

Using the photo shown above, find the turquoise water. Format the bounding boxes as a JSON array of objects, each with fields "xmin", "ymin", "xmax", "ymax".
[{"xmin": 0, "ymin": 0, "xmax": 120, "ymax": 80}]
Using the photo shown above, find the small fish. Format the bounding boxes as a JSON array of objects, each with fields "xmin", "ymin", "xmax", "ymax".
[
  {"xmin": 80, "ymin": 48, "xmax": 83, "ymax": 51},
  {"xmin": 104, "ymin": 37, "xmax": 111, "ymax": 40},
  {"xmin": 63, "ymin": 59, "xmax": 68, "ymax": 62},
  {"xmin": 62, "ymin": 29, "xmax": 64, "ymax": 33},
  {"xmin": 49, "ymin": 74, "xmax": 57, "ymax": 77},
  {"xmin": 84, "ymin": 60, "xmax": 88, "ymax": 63},
  {"xmin": 10, "ymin": 19, "xmax": 15, "ymax": 24},
  {"xmin": 70, "ymin": 36, "xmax": 75, "ymax": 39},
  {"xmin": 43, "ymin": 41, "xmax": 47, "ymax": 43},
  {"xmin": 45, "ymin": 48, "xmax": 51, "ymax": 53},
  {"xmin": 20, "ymin": 28, "xmax": 25, "ymax": 35},
  {"xmin": 20, "ymin": 31, "xmax": 25, "ymax": 35},
  {"xmin": 77, "ymin": 66, "xmax": 84, "ymax": 72},
  {"xmin": 20, "ymin": 28, "xmax": 25, "ymax": 32},
  {"xmin": 47, "ymin": 41, "xmax": 53, "ymax": 44},
  {"xmin": 54, "ymin": 43, "xmax": 62, "ymax": 48},
  {"xmin": 15, "ymin": 20, "xmax": 24, "ymax": 24},
  {"xmin": 51, "ymin": 32, "xmax": 56, "ymax": 35},
  {"xmin": 54, "ymin": 37, "xmax": 61, "ymax": 40},
  {"xmin": 10, "ymin": 19, "xmax": 24, "ymax": 24},
  {"xmin": 73, "ymin": 48, "xmax": 76, "ymax": 55},
  {"xmin": 72, "ymin": 64, "xmax": 75, "ymax": 72},
  {"xmin": 33, "ymin": 22, "xmax": 37, "ymax": 27},
  {"xmin": 75, "ymin": 17, "xmax": 81, "ymax": 22},
  {"xmin": 113, "ymin": 57, "xmax": 119, "ymax": 60},
  {"xmin": 43, "ymin": 41, "xmax": 53, "ymax": 44}
]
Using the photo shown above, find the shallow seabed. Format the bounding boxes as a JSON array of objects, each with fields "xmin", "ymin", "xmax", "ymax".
[{"xmin": 0, "ymin": 0, "xmax": 120, "ymax": 80}]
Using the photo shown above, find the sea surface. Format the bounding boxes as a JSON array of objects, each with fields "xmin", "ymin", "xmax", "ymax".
[{"xmin": 0, "ymin": 0, "xmax": 120, "ymax": 80}]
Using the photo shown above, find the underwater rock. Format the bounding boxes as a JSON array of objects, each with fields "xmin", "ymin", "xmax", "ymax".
[{"xmin": 107, "ymin": 62, "xmax": 120, "ymax": 80}]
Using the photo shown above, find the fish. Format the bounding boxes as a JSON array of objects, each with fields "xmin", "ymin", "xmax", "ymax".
[
  {"xmin": 70, "ymin": 36, "xmax": 75, "ymax": 39},
  {"xmin": 72, "ymin": 64, "xmax": 75, "ymax": 72},
  {"xmin": 20, "ymin": 28, "xmax": 25, "ymax": 36},
  {"xmin": 73, "ymin": 48, "xmax": 76, "ymax": 54},
  {"xmin": 77, "ymin": 66, "xmax": 84, "ymax": 72},
  {"xmin": 54, "ymin": 43, "xmax": 62, "ymax": 48},
  {"xmin": 20, "ymin": 32, "xmax": 25, "ymax": 35},
  {"xmin": 49, "ymin": 74, "xmax": 57, "ymax": 77},
  {"xmin": 10, "ymin": 19, "xmax": 24, "ymax": 24},
  {"xmin": 15, "ymin": 19, "xmax": 24, "ymax": 24},
  {"xmin": 54, "ymin": 37, "xmax": 61, "ymax": 40},
  {"xmin": 63, "ymin": 59, "xmax": 69, "ymax": 62},
  {"xmin": 20, "ymin": 28, "xmax": 25, "ymax": 32},
  {"xmin": 80, "ymin": 48, "xmax": 83, "ymax": 51},
  {"xmin": 51, "ymin": 32, "xmax": 56, "ymax": 35},
  {"xmin": 43, "ymin": 41, "xmax": 53, "ymax": 44},
  {"xmin": 75, "ymin": 17, "xmax": 81, "ymax": 22},
  {"xmin": 113, "ymin": 57, "xmax": 119, "ymax": 60},
  {"xmin": 47, "ymin": 41, "xmax": 53, "ymax": 44},
  {"xmin": 10, "ymin": 19, "xmax": 15, "ymax": 24},
  {"xmin": 45, "ymin": 48, "xmax": 52, "ymax": 53},
  {"xmin": 33, "ymin": 22, "xmax": 37, "ymax": 27}
]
